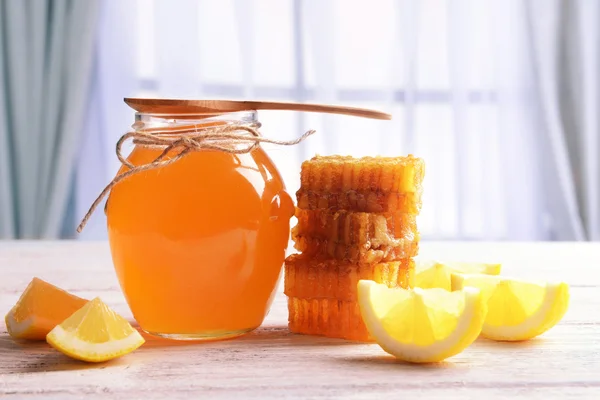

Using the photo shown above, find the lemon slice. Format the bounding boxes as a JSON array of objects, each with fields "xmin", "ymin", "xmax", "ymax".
[
  {"xmin": 451, "ymin": 274, "xmax": 569, "ymax": 341},
  {"xmin": 5, "ymin": 277, "xmax": 88, "ymax": 340},
  {"xmin": 415, "ymin": 260, "xmax": 501, "ymax": 290},
  {"xmin": 357, "ymin": 280, "xmax": 487, "ymax": 363},
  {"xmin": 47, "ymin": 297, "xmax": 145, "ymax": 362}
]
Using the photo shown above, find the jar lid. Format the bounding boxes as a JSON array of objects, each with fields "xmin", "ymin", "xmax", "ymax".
[{"xmin": 124, "ymin": 98, "xmax": 392, "ymax": 120}]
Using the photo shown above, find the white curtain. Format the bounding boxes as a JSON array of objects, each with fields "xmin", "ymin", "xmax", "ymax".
[
  {"xmin": 0, "ymin": 0, "xmax": 99, "ymax": 239},
  {"xmin": 76, "ymin": 0, "xmax": 600, "ymax": 241},
  {"xmin": 525, "ymin": 0, "xmax": 600, "ymax": 240}
]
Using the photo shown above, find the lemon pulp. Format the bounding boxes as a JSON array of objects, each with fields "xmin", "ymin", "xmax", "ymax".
[
  {"xmin": 451, "ymin": 274, "xmax": 569, "ymax": 341},
  {"xmin": 357, "ymin": 280, "xmax": 487, "ymax": 363},
  {"xmin": 5, "ymin": 277, "xmax": 87, "ymax": 340},
  {"xmin": 46, "ymin": 297, "xmax": 145, "ymax": 362},
  {"xmin": 415, "ymin": 260, "xmax": 501, "ymax": 290}
]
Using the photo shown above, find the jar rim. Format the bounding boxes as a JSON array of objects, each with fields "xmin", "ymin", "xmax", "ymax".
[{"xmin": 132, "ymin": 110, "xmax": 258, "ymax": 133}]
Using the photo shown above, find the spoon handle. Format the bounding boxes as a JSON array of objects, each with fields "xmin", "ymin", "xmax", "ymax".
[{"xmin": 124, "ymin": 98, "xmax": 392, "ymax": 120}]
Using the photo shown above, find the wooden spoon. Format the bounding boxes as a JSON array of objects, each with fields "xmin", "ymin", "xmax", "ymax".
[{"xmin": 124, "ymin": 98, "xmax": 392, "ymax": 120}]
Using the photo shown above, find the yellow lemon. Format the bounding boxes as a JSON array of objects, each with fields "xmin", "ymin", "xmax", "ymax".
[
  {"xmin": 5, "ymin": 277, "xmax": 88, "ymax": 340},
  {"xmin": 451, "ymin": 274, "xmax": 569, "ymax": 341},
  {"xmin": 415, "ymin": 260, "xmax": 501, "ymax": 290},
  {"xmin": 47, "ymin": 297, "xmax": 145, "ymax": 362},
  {"xmin": 357, "ymin": 280, "xmax": 487, "ymax": 363}
]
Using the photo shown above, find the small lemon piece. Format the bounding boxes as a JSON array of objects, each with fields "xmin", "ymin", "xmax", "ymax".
[
  {"xmin": 357, "ymin": 280, "xmax": 487, "ymax": 363},
  {"xmin": 415, "ymin": 260, "xmax": 501, "ymax": 290},
  {"xmin": 5, "ymin": 277, "xmax": 87, "ymax": 340},
  {"xmin": 46, "ymin": 297, "xmax": 145, "ymax": 362},
  {"xmin": 451, "ymin": 274, "xmax": 569, "ymax": 341}
]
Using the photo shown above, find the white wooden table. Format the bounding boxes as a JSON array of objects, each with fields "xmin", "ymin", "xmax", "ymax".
[{"xmin": 1, "ymin": 241, "xmax": 599, "ymax": 399}]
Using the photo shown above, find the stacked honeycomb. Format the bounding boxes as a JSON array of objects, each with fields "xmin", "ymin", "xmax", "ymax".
[{"xmin": 285, "ymin": 155, "xmax": 424, "ymax": 341}]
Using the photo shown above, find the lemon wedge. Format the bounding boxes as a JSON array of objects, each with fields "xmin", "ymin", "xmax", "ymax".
[
  {"xmin": 415, "ymin": 260, "xmax": 501, "ymax": 290},
  {"xmin": 5, "ymin": 277, "xmax": 88, "ymax": 340},
  {"xmin": 47, "ymin": 297, "xmax": 145, "ymax": 362},
  {"xmin": 357, "ymin": 280, "xmax": 487, "ymax": 363},
  {"xmin": 451, "ymin": 274, "xmax": 569, "ymax": 341}
]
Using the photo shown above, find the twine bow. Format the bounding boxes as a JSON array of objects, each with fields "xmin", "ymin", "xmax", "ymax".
[{"xmin": 77, "ymin": 122, "xmax": 316, "ymax": 233}]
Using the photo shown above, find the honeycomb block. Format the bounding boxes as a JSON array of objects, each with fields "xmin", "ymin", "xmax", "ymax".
[
  {"xmin": 292, "ymin": 209, "xmax": 417, "ymax": 247},
  {"xmin": 296, "ymin": 189, "xmax": 423, "ymax": 213},
  {"xmin": 287, "ymin": 297, "xmax": 373, "ymax": 342},
  {"xmin": 299, "ymin": 154, "xmax": 425, "ymax": 194},
  {"xmin": 284, "ymin": 255, "xmax": 414, "ymax": 301},
  {"xmin": 293, "ymin": 235, "xmax": 419, "ymax": 264}
]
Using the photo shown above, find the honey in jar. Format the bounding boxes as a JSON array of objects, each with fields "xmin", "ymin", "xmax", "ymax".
[{"xmin": 105, "ymin": 111, "xmax": 295, "ymax": 340}]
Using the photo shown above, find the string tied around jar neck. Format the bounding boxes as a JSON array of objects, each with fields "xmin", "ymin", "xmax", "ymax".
[{"xmin": 76, "ymin": 120, "xmax": 316, "ymax": 233}]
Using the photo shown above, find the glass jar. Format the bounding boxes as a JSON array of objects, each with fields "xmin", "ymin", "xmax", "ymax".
[{"xmin": 106, "ymin": 111, "xmax": 295, "ymax": 340}]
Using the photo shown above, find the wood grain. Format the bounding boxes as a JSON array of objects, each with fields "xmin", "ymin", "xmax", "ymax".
[
  {"xmin": 123, "ymin": 98, "xmax": 392, "ymax": 120},
  {"xmin": 0, "ymin": 241, "xmax": 599, "ymax": 399}
]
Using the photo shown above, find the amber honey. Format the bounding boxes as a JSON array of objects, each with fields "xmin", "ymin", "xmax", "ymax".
[{"xmin": 106, "ymin": 112, "xmax": 294, "ymax": 340}]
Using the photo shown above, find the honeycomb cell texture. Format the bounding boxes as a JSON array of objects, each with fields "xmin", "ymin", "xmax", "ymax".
[
  {"xmin": 285, "ymin": 154, "xmax": 424, "ymax": 341},
  {"xmin": 284, "ymin": 255, "xmax": 414, "ymax": 302}
]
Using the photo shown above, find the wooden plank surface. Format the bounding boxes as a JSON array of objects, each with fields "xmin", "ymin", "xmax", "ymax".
[{"xmin": 1, "ymin": 241, "xmax": 599, "ymax": 399}]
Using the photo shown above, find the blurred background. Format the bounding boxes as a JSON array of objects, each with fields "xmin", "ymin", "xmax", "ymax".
[{"xmin": 0, "ymin": 0, "xmax": 598, "ymax": 241}]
